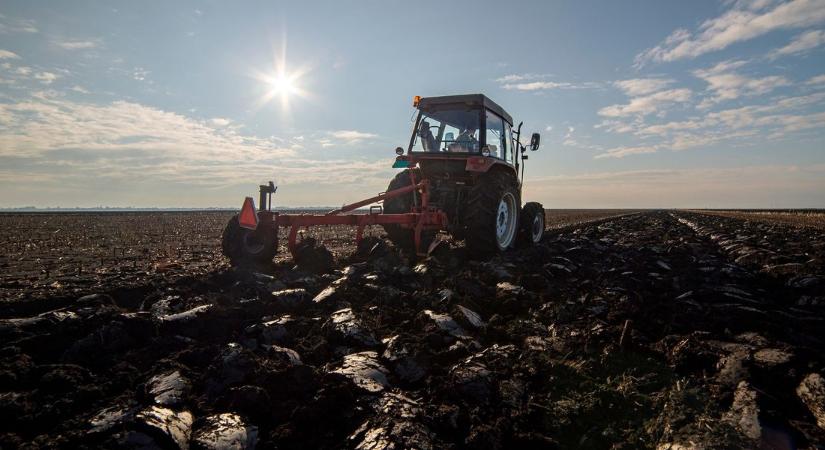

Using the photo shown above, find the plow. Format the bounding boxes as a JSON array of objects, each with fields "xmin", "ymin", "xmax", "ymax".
[{"xmin": 222, "ymin": 94, "xmax": 545, "ymax": 265}]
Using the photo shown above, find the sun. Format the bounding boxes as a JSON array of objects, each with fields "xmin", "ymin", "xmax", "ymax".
[
  {"xmin": 265, "ymin": 71, "xmax": 299, "ymax": 98},
  {"xmin": 254, "ymin": 61, "xmax": 308, "ymax": 112},
  {"xmin": 250, "ymin": 37, "xmax": 312, "ymax": 112}
]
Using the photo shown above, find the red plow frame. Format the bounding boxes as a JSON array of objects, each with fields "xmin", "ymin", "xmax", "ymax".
[{"xmin": 240, "ymin": 173, "xmax": 448, "ymax": 258}]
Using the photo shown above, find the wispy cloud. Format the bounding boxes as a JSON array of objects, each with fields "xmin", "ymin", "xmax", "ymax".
[
  {"xmin": 0, "ymin": 16, "xmax": 38, "ymax": 34},
  {"xmin": 613, "ymin": 78, "xmax": 674, "ymax": 96},
  {"xmin": 598, "ymin": 88, "xmax": 691, "ymax": 117},
  {"xmin": 594, "ymin": 145, "xmax": 658, "ymax": 159},
  {"xmin": 54, "ymin": 39, "xmax": 100, "ymax": 50},
  {"xmin": 502, "ymin": 81, "xmax": 570, "ymax": 91},
  {"xmin": 0, "ymin": 95, "xmax": 280, "ymax": 159},
  {"xmin": 806, "ymin": 73, "xmax": 825, "ymax": 84},
  {"xmin": 494, "ymin": 73, "xmax": 548, "ymax": 83},
  {"xmin": 0, "ymin": 50, "xmax": 20, "ymax": 59},
  {"xmin": 133, "ymin": 67, "xmax": 149, "ymax": 81},
  {"xmin": 561, "ymin": 126, "xmax": 606, "ymax": 152},
  {"xmin": 210, "ymin": 117, "xmax": 232, "ymax": 127},
  {"xmin": 497, "ymin": 73, "xmax": 601, "ymax": 91},
  {"xmin": 770, "ymin": 29, "xmax": 825, "ymax": 58},
  {"xmin": 693, "ymin": 60, "xmax": 790, "ymax": 107},
  {"xmin": 329, "ymin": 130, "xmax": 378, "ymax": 141},
  {"xmin": 0, "ymin": 96, "xmax": 292, "ymax": 185},
  {"xmin": 635, "ymin": 0, "xmax": 825, "ymax": 66},
  {"xmin": 600, "ymin": 76, "xmax": 690, "ymax": 119},
  {"xmin": 33, "ymin": 72, "xmax": 59, "ymax": 84},
  {"xmin": 501, "ymin": 80, "xmax": 601, "ymax": 91},
  {"xmin": 316, "ymin": 130, "xmax": 377, "ymax": 149},
  {"xmin": 629, "ymin": 92, "xmax": 825, "ymax": 149},
  {"xmin": 0, "ymin": 94, "xmax": 403, "ymax": 206}
]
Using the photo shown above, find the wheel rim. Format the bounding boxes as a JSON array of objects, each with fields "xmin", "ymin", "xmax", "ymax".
[
  {"xmin": 242, "ymin": 229, "xmax": 266, "ymax": 255},
  {"xmin": 495, "ymin": 192, "xmax": 518, "ymax": 250},
  {"xmin": 531, "ymin": 213, "xmax": 544, "ymax": 243}
]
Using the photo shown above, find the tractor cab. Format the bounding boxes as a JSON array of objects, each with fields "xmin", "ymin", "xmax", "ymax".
[
  {"xmin": 407, "ymin": 94, "xmax": 519, "ymax": 167},
  {"xmin": 397, "ymin": 94, "xmax": 539, "ymax": 183}
]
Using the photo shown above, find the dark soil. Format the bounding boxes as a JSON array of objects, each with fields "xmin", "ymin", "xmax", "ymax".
[{"xmin": 1, "ymin": 211, "xmax": 823, "ymax": 449}]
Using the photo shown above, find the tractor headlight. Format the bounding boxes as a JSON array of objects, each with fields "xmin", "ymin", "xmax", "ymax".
[{"xmin": 395, "ymin": 147, "xmax": 404, "ymax": 155}]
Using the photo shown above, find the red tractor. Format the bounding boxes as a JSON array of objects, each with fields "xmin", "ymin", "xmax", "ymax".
[{"xmin": 222, "ymin": 94, "xmax": 544, "ymax": 265}]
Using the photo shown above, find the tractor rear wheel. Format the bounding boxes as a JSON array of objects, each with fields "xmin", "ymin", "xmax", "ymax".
[
  {"xmin": 221, "ymin": 214, "xmax": 278, "ymax": 265},
  {"xmin": 464, "ymin": 171, "xmax": 520, "ymax": 257},
  {"xmin": 519, "ymin": 202, "xmax": 545, "ymax": 245},
  {"xmin": 382, "ymin": 169, "xmax": 435, "ymax": 253}
]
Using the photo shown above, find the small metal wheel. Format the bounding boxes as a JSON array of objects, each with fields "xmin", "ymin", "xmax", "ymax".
[{"xmin": 221, "ymin": 214, "xmax": 278, "ymax": 265}]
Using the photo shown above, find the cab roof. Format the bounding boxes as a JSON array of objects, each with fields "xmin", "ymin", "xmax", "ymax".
[{"xmin": 417, "ymin": 94, "xmax": 513, "ymax": 126}]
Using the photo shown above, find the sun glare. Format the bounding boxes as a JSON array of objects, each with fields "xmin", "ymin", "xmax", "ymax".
[
  {"xmin": 254, "ymin": 60, "xmax": 308, "ymax": 112},
  {"xmin": 266, "ymin": 72, "xmax": 298, "ymax": 97},
  {"xmin": 250, "ymin": 37, "xmax": 313, "ymax": 113}
]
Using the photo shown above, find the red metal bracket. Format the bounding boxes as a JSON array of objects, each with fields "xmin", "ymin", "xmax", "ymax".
[{"xmin": 257, "ymin": 170, "xmax": 448, "ymax": 259}]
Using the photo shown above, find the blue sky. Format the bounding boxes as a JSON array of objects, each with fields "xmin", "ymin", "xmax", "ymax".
[{"xmin": 1, "ymin": 0, "xmax": 824, "ymax": 208}]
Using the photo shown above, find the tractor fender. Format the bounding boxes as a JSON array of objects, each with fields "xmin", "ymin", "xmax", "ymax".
[{"xmin": 465, "ymin": 156, "xmax": 514, "ymax": 174}]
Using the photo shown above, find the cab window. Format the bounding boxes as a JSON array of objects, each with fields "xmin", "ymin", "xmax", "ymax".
[
  {"xmin": 411, "ymin": 110, "xmax": 480, "ymax": 153},
  {"xmin": 484, "ymin": 110, "xmax": 506, "ymax": 160},
  {"xmin": 504, "ymin": 122, "xmax": 515, "ymax": 165}
]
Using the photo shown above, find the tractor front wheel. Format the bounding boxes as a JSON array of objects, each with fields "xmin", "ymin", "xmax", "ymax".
[
  {"xmin": 221, "ymin": 214, "xmax": 278, "ymax": 266},
  {"xmin": 464, "ymin": 171, "xmax": 520, "ymax": 257}
]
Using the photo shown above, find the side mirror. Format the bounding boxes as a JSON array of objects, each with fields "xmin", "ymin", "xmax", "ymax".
[{"xmin": 530, "ymin": 133, "xmax": 540, "ymax": 151}]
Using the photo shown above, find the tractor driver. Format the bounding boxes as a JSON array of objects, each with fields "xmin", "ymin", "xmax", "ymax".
[
  {"xmin": 451, "ymin": 127, "xmax": 477, "ymax": 153},
  {"xmin": 418, "ymin": 120, "xmax": 437, "ymax": 152}
]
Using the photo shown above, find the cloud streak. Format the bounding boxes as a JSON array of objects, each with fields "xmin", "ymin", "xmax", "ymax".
[
  {"xmin": 0, "ymin": 16, "xmax": 38, "ymax": 34},
  {"xmin": 598, "ymin": 88, "xmax": 691, "ymax": 117},
  {"xmin": 614, "ymin": 78, "xmax": 674, "ymax": 96},
  {"xmin": 594, "ymin": 145, "xmax": 658, "ymax": 159},
  {"xmin": 0, "ymin": 94, "xmax": 399, "ymax": 206},
  {"xmin": 54, "ymin": 40, "xmax": 100, "ymax": 50},
  {"xmin": 693, "ymin": 60, "xmax": 790, "ymax": 107},
  {"xmin": 635, "ymin": 0, "xmax": 825, "ymax": 66},
  {"xmin": 497, "ymin": 73, "xmax": 602, "ymax": 91},
  {"xmin": 770, "ymin": 28, "xmax": 825, "ymax": 57},
  {"xmin": 806, "ymin": 73, "xmax": 825, "ymax": 84},
  {"xmin": 33, "ymin": 72, "xmax": 59, "ymax": 84},
  {"xmin": 330, "ymin": 130, "xmax": 377, "ymax": 141},
  {"xmin": 629, "ymin": 92, "xmax": 825, "ymax": 150}
]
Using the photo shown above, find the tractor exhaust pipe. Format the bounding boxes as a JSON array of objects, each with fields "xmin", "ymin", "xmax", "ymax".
[{"xmin": 259, "ymin": 181, "xmax": 277, "ymax": 212}]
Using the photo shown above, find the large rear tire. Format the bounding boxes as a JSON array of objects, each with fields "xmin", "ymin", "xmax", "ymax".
[
  {"xmin": 222, "ymin": 214, "xmax": 278, "ymax": 266},
  {"xmin": 464, "ymin": 171, "xmax": 520, "ymax": 257},
  {"xmin": 519, "ymin": 202, "xmax": 545, "ymax": 245},
  {"xmin": 382, "ymin": 170, "xmax": 435, "ymax": 253}
]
